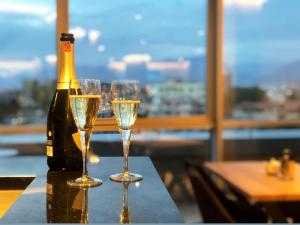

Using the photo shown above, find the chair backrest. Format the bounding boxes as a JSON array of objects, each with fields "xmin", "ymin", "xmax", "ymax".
[
  {"xmin": 187, "ymin": 162, "xmax": 268, "ymax": 223},
  {"xmin": 196, "ymin": 164, "xmax": 228, "ymax": 202},
  {"xmin": 187, "ymin": 166, "xmax": 235, "ymax": 223}
]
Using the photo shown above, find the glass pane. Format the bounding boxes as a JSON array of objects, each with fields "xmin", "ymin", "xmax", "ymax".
[
  {"xmin": 0, "ymin": 0, "xmax": 56, "ymax": 125},
  {"xmin": 70, "ymin": 0, "xmax": 207, "ymax": 117},
  {"xmin": 224, "ymin": 0, "xmax": 300, "ymax": 120},
  {"xmin": 223, "ymin": 128, "xmax": 300, "ymax": 160}
]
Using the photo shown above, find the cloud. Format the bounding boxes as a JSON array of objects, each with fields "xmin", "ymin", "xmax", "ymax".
[
  {"xmin": 224, "ymin": 0, "xmax": 268, "ymax": 10},
  {"xmin": 45, "ymin": 54, "xmax": 57, "ymax": 65},
  {"xmin": 69, "ymin": 27, "xmax": 87, "ymax": 40},
  {"xmin": 109, "ymin": 61, "xmax": 126, "ymax": 72},
  {"xmin": 134, "ymin": 13, "xmax": 143, "ymax": 21},
  {"xmin": 0, "ymin": 58, "xmax": 41, "ymax": 77},
  {"xmin": 97, "ymin": 45, "xmax": 106, "ymax": 52},
  {"xmin": 88, "ymin": 30, "xmax": 101, "ymax": 44},
  {"xmin": 123, "ymin": 54, "xmax": 151, "ymax": 64},
  {"xmin": 197, "ymin": 30, "xmax": 205, "ymax": 37},
  {"xmin": 195, "ymin": 47, "xmax": 206, "ymax": 55},
  {"xmin": 0, "ymin": 59, "xmax": 41, "ymax": 70},
  {"xmin": 0, "ymin": 2, "xmax": 48, "ymax": 16},
  {"xmin": 45, "ymin": 13, "xmax": 56, "ymax": 23},
  {"xmin": 0, "ymin": 2, "xmax": 55, "ymax": 23}
]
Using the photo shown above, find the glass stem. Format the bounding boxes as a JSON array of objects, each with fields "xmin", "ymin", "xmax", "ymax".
[
  {"xmin": 80, "ymin": 130, "xmax": 91, "ymax": 179},
  {"xmin": 121, "ymin": 129, "xmax": 132, "ymax": 174}
]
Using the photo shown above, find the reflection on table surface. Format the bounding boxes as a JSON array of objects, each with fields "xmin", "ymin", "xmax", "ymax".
[
  {"xmin": 47, "ymin": 171, "xmax": 136, "ymax": 224},
  {"xmin": 47, "ymin": 171, "xmax": 88, "ymax": 223},
  {"xmin": 119, "ymin": 182, "xmax": 131, "ymax": 224},
  {"xmin": 0, "ymin": 157, "xmax": 182, "ymax": 223}
]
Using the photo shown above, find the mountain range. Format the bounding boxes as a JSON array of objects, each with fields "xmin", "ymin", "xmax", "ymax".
[{"xmin": 0, "ymin": 56, "xmax": 300, "ymax": 92}]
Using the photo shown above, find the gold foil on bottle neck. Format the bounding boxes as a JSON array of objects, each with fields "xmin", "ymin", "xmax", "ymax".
[
  {"xmin": 57, "ymin": 42, "xmax": 79, "ymax": 89},
  {"xmin": 57, "ymin": 81, "xmax": 80, "ymax": 89}
]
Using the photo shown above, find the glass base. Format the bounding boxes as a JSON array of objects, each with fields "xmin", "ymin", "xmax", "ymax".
[
  {"xmin": 67, "ymin": 175, "xmax": 102, "ymax": 188},
  {"xmin": 110, "ymin": 172, "xmax": 143, "ymax": 183}
]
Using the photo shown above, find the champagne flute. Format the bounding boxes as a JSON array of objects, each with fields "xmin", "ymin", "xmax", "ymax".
[
  {"xmin": 67, "ymin": 79, "xmax": 102, "ymax": 188},
  {"xmin": 110, "ymin": 80, "xmax": 142, "ymax": 182}
]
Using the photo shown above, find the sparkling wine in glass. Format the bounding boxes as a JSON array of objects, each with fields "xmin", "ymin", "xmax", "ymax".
[
  {"xmin": 110, "ymin": 80, "xmax": 142, "ymax": 182},
  {"xmin": 67, "ymin": 79, "xmax": 102, "ymax": 188}
]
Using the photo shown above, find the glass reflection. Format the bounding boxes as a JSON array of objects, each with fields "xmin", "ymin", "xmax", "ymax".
[
  {"xmin": 119, "ymin": 182, "xmax": 130, "ymax": 224},
  {"xmin": 46, "ymin": 171, "xmax": 88, "ymax": 223}
]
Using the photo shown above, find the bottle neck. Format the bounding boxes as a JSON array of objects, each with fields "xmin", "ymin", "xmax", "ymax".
[{"xmin": 57, "ymin": 41, "xmax": 79, "ymax": 89}]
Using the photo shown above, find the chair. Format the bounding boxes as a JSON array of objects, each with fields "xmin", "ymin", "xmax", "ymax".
[
  {"xmin": 187, "ymin": 166, "xmax": 235, "ymax": 222},
  {"xmin": 276, "ymin": 201, "xmax": 300, "ymax": 222},
  {"xmin": 186, "ymin": 161, "xmax": 268, "ymax": 223}
]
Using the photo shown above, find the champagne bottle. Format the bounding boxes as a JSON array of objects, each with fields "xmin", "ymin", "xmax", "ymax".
[{"xmin": 47, "ymin": 33, "xmax": 82, "ymax": 171}]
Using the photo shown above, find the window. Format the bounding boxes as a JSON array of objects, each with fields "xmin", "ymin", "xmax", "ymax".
[
  {"xmin": 70, "ymin": 0, "xmax": 208, "ymax": 117},
  {"xmin": 0, "ymin": 0, "xmax": 56, "ymax": 125},
  {"xmin": 2, "ymin": 0, "xmax": 299, "ymax": 162},
  {"xmin": 223, "ymin": 0, "xmax": 300, "ymax": 120},
  {"xmin": 223, "ymin": 128, "xmax": 300, "ymax": 160}
]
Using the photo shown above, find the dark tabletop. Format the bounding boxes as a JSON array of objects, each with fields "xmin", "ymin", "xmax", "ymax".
[{"xmin": 0, "ymin": 156, "xmax": 182, "ymax": 223}]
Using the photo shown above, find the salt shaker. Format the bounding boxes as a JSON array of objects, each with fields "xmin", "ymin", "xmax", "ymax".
[{"xmin": 281, "ymin": 148, "xmax": 295, "ymax": 180}]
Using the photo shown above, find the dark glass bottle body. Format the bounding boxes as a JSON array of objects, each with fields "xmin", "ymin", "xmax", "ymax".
[
  {"xmin": 47, "ymin": 88, "xmax": 82, "ymax": 170},
  {"xmin": 47, "ymin": 33, "xmax": 82, "ymax": 171}
]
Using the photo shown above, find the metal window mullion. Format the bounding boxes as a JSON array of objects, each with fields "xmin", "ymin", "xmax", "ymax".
[{"xmin": 56, "ymin": 0, "xmax": 68, "ymax": 78}]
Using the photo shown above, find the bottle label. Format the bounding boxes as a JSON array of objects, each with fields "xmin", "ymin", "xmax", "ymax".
[
  {"xmin": 64, "ymin": 41, "xmax": 71, "ymax": 52},
  {"xmin": 47, "ymin": 184, "xmax": 53, "ymax": 195},
  {"xmin": 72, "ymin": 131, "xmax": 82, "ymax": 151},
  {"xmin": 47, "ymin": 145, "xmax": 53, "ymax": 157}
]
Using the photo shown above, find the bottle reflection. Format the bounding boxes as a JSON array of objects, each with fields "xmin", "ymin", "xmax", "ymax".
[
  {"xmin": 120, "ymin": 182, "xmax": 131, "ymax": 224},
  {"xmin": 72, "ymin": 188, "xmax": 88, "ymax": 223},
  {"xmin": 47, "ymin": 170, "xmax": 89, "ymax": 223}
]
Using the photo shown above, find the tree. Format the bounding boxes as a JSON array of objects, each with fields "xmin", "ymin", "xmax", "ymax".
[{"xmin": 234, "ymin": 87, "xmax": 266, "ymax": 104}]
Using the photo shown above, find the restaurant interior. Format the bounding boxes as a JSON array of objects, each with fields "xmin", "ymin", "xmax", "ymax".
[{"xmin": 0, "ymin": 0, "xmax": 300, "ymax": 223}]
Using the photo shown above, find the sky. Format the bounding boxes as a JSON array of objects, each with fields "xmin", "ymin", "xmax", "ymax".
[
  {"xmin": 70, "ymin": 0, "xmax": 207, "ymax": 65},
  {"xmin": 224, "ymin": 0, "xmax": 300, "ymax": 65},
  {"xmin": 0, "ymin": 0, "xmax": 299, "ymax": 87},
  {"xmin": 224, "ymin": 0, "xmax": 300, "ymax": 85}
]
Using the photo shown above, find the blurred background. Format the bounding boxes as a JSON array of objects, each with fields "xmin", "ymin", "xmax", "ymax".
[{"xmin": 0, "ymin": 0, "xmax": 300, "ymax": 222}]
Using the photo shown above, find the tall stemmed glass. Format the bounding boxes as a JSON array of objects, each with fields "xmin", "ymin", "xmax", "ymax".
[
  {"xmin": 110, "ymin": 80, "xmax": 143, "ymax": 182},
  {"xmin": 67, "ymin": 79, "xmax": 102, "ymax": 188}
]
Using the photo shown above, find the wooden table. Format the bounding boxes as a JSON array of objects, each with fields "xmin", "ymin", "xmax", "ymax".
[{"xmin": 205, "ymin": 161, "xmax": 300, "ymax": 222}]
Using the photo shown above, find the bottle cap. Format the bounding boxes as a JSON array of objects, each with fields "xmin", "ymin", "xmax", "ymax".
[{"xmin": 60, "ymin": 33, "xmax": 75, "ymax": 43}]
